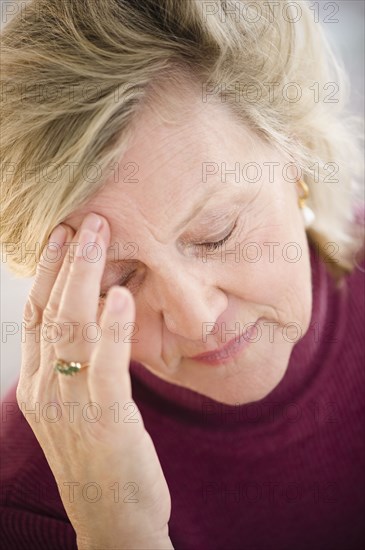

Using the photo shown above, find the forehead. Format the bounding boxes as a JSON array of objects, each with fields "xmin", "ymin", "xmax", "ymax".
[{"xmin": 63, "ymin": 87, "xmax": 251, "ymax": 236}]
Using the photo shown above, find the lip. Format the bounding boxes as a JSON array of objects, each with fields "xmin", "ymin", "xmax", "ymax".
[{"xmin": 188, "ymin": 321, "xmax": 259, "ymax": 365}]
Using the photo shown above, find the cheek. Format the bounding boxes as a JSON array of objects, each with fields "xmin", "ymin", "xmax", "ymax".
[
  {"xmin": 221, "ymin": 230, "xmax": 311, "ymax": 325},
  {"xmin": 273, "ymin": 261, "xmax": 312, "ymax": 323},
  {"xmin": 129, "ymin": 306, "xmax": 162, "ymax": 361},
  {"xmin": 235, "ymin": 189, "xmax": 310, "ymax": 315}
]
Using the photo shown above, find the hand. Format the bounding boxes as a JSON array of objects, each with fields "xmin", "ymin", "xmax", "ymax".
[{"xmin": 17, "ymin": 213, "xmax": 174, "ymax": 549}]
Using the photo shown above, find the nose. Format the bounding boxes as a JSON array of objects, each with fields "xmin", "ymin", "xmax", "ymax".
[{"xmin": 144, "ymin": 263, "xmax": 228, "ymax": 341}]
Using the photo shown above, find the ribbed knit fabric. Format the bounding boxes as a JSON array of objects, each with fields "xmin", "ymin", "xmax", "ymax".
[{"xmin": 1, "ymin": 238, "xmax": 364, "ymax": 550}]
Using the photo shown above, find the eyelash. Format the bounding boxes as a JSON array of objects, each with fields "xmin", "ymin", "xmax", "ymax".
[
  {"xmin": 99, "ymin": 270, "xmax": 136, "ymax": 301},
  {"xmin": 99, "ymin": 222, "xmax": 237, "ymax": 300},
  {"xmin": 194, "ymin": 222, "xmax": 237, "ymax": 252}
]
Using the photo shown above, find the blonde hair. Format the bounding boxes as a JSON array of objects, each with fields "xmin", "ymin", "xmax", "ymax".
[{"xmin": 1, "ymin": 0, "xmax": 364, "ymax": 281}]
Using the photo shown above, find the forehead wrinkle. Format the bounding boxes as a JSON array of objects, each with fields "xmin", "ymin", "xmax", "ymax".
[
  {"xmin": 128, "ymin": 107, "xmax": 218, "ymax": 186},
  {"xmin": 130, "ymin": 156, "xmax": 212, "ymax": 229},
  {"xmin": 134, "ymin": 132, "xmax": 208, "ymax": 192}
]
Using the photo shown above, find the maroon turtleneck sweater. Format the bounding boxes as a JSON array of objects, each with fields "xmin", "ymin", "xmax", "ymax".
[{"xmin": 1, "ymin": 239, "xmax": 364, "ymax": 550}]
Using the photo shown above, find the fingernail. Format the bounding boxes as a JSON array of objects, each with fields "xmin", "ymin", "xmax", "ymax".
[
  {"xmin": 83, "ymin": 213, "xmax": 103, "ymax": 233},
  {"xmin": 48, "ymin": 225, "xmax": 67, "ymax": 247}
]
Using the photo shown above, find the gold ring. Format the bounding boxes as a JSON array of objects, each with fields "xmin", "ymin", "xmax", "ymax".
[{"xmin": 53, "ymin": 358, "xmax": 89, "ymax": 376}]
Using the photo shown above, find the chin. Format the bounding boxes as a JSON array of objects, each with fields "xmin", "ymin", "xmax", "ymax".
[
  {"xmin": 166, "ymin": 339, "xmax": 295, "ymax": 406},
  {"xmin": 190, "ymin": 363, "xmax": 289, "ymax": 406}
]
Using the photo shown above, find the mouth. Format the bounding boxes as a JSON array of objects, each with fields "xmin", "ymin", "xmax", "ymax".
[{"xmin": 187, "ymin": 320, "xmax": 259, "ymax": 366}]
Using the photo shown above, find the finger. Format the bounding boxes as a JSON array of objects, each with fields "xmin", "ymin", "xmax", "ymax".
[
  {"xmin": 55, "ymin": 215, "xmax": 110, "ymax": 362},
  {"xmin": 44, "ymin": 215, "xmax": 103, "ymax": 321},
  {"xmin": 52, "ymin": 213, "xmax": 109, "ymax": 370},
  {"xmin": 88, "ymin": 287, "xmax": 136, "ymax": 408},
  {"xmin": 21, "ymin": 224, "xmax": 75, "ymax": 379},
  {"xmin": 53, "ymin": 217, "xmax": 111, "ymax": 405},
  {"xmin": 26, "ymin": 224, "xmax": 74, "ymax": 318}
]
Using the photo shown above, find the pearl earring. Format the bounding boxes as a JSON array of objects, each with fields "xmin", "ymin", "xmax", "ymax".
[{"xmin": 297, "ymin": 179, "xmax": 315, "ymax": 229}]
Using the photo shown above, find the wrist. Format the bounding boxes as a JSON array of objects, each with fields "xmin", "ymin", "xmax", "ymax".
[{"xmin": 77, "ymin": 530, "xmax": 174, "ymax": 549}]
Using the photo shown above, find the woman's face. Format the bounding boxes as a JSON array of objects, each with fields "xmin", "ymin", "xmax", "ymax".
[{"xmin": 63, "ymin": 89, "xmax": 312, "ymax": 405}]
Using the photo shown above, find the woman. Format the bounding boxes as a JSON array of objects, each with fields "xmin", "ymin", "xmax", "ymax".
[{"xmin": 1, "ymin": 1, "xmax": 364, "ymax": 549}]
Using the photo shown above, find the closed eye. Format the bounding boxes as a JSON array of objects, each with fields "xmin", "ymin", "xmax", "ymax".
[
  {"xmin": 99, "ymin": 221, "xmax": 238, "ymax": 300},
  {"xmin": 195, "ymin": 221, "xmax": 237, "ymax": 252}
]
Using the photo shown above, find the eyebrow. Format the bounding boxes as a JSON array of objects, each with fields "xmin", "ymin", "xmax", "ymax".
[
  {"xmin": 174, "ymin": 193, "xmax": 212, "ymax": 233},
  {"xmin": 105, "ymin": 196, "xmax": 239, "ymax": 265},
  {"xmin": 176, "ymin": 197, "xmax": 240, "ymax": 234}
]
